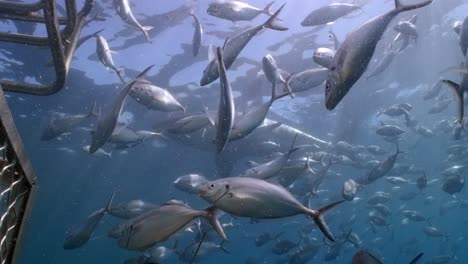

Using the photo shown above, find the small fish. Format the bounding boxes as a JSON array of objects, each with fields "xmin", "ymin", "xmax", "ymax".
[
  {"xmin": 180, "ymin": 241, "xmax": 229, "ymax": 263},
  {"xmin": 342, "ymin": 179, "xmax": 359, "ymax": 201},
  {"xmin": 301, "ymin": 3, "xmax": 362, "ymax": 27},
  {"xmin": 114, "ymin": 0, "xmax": 153, "ymax": 42},
  {"xmin": 285, "ymin": 68, "xmax": 328, "ymax": 94},
  {"xmin": 351, "ymin": 250, "xmax": 423, "ymax": 264},
  {"xmin": 207, "ymin": 1, "xmax": 275, "ymax": 22},
  {"xmin": 325, "ymin": 0, "xmax": 432, "ymax": 110},
  {"xmin": 64, "ymin": 190, "xmax": 115, "ymax": 249},
  {"xmin": 423, "ymin": 80, "xmax": 443, "ymax": 101},
  {"xmin": 376, "ymin": 125, "xmax": 405, "ymax": 137},
  {"xmin": 89, "ymin": 65, "xmax": 154, "ymax": 153},
  {"xmin": 191, "ymin": 13, "xmax": 203, "ymax": 57},
  {"xmin": 313, "ymin": 47, "xmax": 335, "ymax": 69},
  {"xmin": 165, "ymin": 114, "xmax": 210, "ymax": 134},
  {"xmin": 262, "ymin": 54, "xmax": 292, "ymax": 95},
  {"xmin": 96, "ymin": 35, "xmax": 125, "ymax": 83},
  {"xmin": 255, "ymin": 232, "xmax": 282, "ymax": 247},
  {"xmin": 197, "ymin": 177, "xmax": 344, "ymax": 241},
  {"xmin": 200, "ymin": 4, "xmax": 287, "ymax": 86}
]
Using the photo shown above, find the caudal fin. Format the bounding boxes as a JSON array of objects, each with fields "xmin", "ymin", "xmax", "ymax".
[
  {"xmin": 203, "ymin": 206, "xmax": 228, "ymax": 241},
  {"xmin": 306, "ymin": 200, "xmax": 345, "ymax": 242},
  {"xmin": 142, "ymin": 26, "xmax": 154, "ymax": 43},
  {"xmin": 442, "ymin": 80, "xmax": 464, "ymax": 125},
  {"xmin": 394, "ymin": 0, "xmax": 432, "ymax": 13},
  {"xmin": 263, "ymin": 4, "xmax": 288, "ymax": 31},
  {"xmin": 263, "ymin": 1, "xmax": 275, "ymax": 15}
]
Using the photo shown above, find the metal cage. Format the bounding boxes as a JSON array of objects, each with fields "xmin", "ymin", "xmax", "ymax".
[{"xmin": 0, "ymin": 87, "xmax": 36, "ymax": 264}]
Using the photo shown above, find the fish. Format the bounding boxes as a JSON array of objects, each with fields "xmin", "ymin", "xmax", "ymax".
[
  {"xmin": 262, "ymin": 54, "xmax": 292, "ymax": 96},
  {"xmin": 301, "ymin": 3, "xmax": 362, "ymax": 27},
  {"xmin": 229, "ymin": 80, "xmax": 290, "ymax": 141},
  {"xmin": 109, "ymin": 126, "xmax": 163, "ymax": 149},
  {"xmin": 95, "ymin": 34, "xmax": 125, "ymax": 83},
  {"xmin": 377, "ymin": 104, "xmax": 408, "ymax": 117},
  {"xmin": 459, "ymin": 16, "xmax": 468, "ymax": 56},
  {"xmin": 214, "ymin": 46, "xmax": 235, "ymax": 152},
  {"xmin": 441, "ymin": 52, "xmax": 468, "ymax": 125},
  {"xmin": 351, "ymin": 250, "xmax": 423, "ymax": 264},
  {"xmin": 367, "ymin": 191, "xmax": 391, "ymax": 205},
  {"xmin": 81, "ymin": 145, "xmax": 112, "ymax": 158},
  {"xmin": 63, "ymin": 190, "xmax": 115, "ymax": 249},
  {"xmin": 200, "ymin": 4, "xmax": 287, "ymax": 86},
  {"xmin": 116, "ymin": 200, "xmax": 227, "ymax": 251},
  {"xmin": 173, "ymin": 173, "xmax": 209, "ymax": 194},
  {"xmin": 130, "ymin": 79, "xmax": 185, "ymax": 112},
  {"xmin": 366, "ymin": 51, "xmax": 397, "ymax": 79},
  {"xmin": 285, "ymin": 68, "xmax": 328, "ymax": 94},
  {"xmin": 113, "ymin": 0, "xmax": 153, "ymax": 42},
  {"xmin": 358, "ymin": 144, "xmax": 403, "ymax": 185},
  {"xmin": 89, "ymin": 65, "xmax": 154, "ymax": 153},
  {"xmin": 313, "ymin": 47, "xmax": 335, "ymax": 69},
  {"xmin": 342, "ymin": 178, "xmax": 359, "ymax": 201},
  {"xmin": 207, "ymin": 0, "xmax": 275, "ymax": 22},
  {"xmin": 41, "ymin": 102, "xmax": 98, "ymax": 141},
  {"xmin": 239, "ymin": 134, "xmax": 300, "ymax": 180},
  {"xmin": 180, "ymin": 241, "xmax": 229, "ymax": 262},
  {"xmin": 191, "ymin": 13, "xmax": 203, "ymax": 57},
  {"xmin": 255, "ymin": 232, "xmax": 282, "ymax": 247},
  {"xmin": 325, "ymin": 0, "xmax": 432, "ymax": 110},
  {"xmin": 109, "ymin": 200, "xmax": 158, "ymax": 220},
  {"xmin": 164, "ymin": 114, "xmax": 210, "ymax": 134},
  {"xmin": 394, "ymin": 21, "xmax": 418, "ymax": 41},
  {"xmin": 272, "ymin": 238, "xmax": 300, "ymax": 255},
  {"xmin": 442, "ymin": 174, "xmax": 464, "ymax": 194},
  {"xmin": 197, "ymin": 177, "xmax": 344, "ymax": 241},
  {"xmin": 423, "ymin": 80, "xmax": 443, "ymax": 100},
  {"xmin": 376, "ymin": 125, "xmax": 405, "ymax": 137}
]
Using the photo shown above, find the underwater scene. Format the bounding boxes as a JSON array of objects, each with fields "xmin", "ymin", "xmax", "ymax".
[{"xmin": 1, "ymin": 0, "xmax": 468, "ymax": 263}]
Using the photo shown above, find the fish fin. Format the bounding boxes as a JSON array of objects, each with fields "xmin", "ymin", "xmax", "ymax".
[
  {"xmin": 208, "ymin": 44, "xmax": 216, "ymax": 62},
  {"xmin": 115, "ymin": 67, "xmax": 126, "ymax": 83},
  {"xmin": 306, "ymin": 200, "xmax": 345, "ymax": 242},
  {"xmin": 135, "ymin": 65, "xmax": 154, "ymax": 80},
  {"xmin": 263, "ymin": 4, "xmax": 288, "ymax": 31},
  {"xmin": 222, "ymin": 37, "xmax": 229, "ymax": 50},
  {"xmin": 409, "ymin": 14, "xmax": 418, "ymax": 24},
  {"xmin": 287, "ymin": 133, "xmax": 300, "ymax": 156},
  {"xmin": 219, "ymin": 240, "xmax": 230, "ymax": 254},
  {"xmin": 202, "ymin": 106, "xmax": 216, "ymax": 127},
  {"xmin": 409, "ymin": 252, "xmax": 424, "ymax": 264},
  {"xmin": 280, "ymin": 72, "xmax": 296, "ymax": 99},
  {"xmin": 246, "ymin": 160, "xmax": 259, "ymax": 167},
  {"xmin": 105, "ymin": 189, "xmax": 116, "ymax": 213},
  {"xmin": 263, "ymin": 1, "xmax": 275, "ymax": 15},
  {"xmin": 442, "ymin": 80, "xmax": 464, "ymax": 125},
  {"xmin": 90, "ymin": 101, "xmax": 99, "ymax": 117},
  {"xmin": 143, "ymin": 26, "xmax": 154, "ymax": 32},
  {"xmin": 190, "ymin": 232, "xmax": 206, "ymax": 264},
  {"xmin": 203, "ymin": 206, "xmax": 228, "ymax": 241},
  {"xmin": 394, "ymin": 0, "xmax": 432, "ymax": 13}
]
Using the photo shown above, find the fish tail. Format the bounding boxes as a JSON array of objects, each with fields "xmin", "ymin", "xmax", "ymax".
[
  {"xmin": 105, "ymin": 189, "xmax": 116, "ymax": 213},
  {"xmin": 263, "ymin": 1, "xmax": 275, "ymax": 16},
  {"xmin": 115, "ymin": 67, "xmax": 126, "ymax": 83},
  {"xmin": 409, "ymin": 252, "xmax": 424, "ymax": 264},
  {"xmin": 203, "ymin": 206, "xmax": 228, "ymax": 241},
  {"xmin": 442, "ymin": 80, "xmax": 464, "ymax": 125},
  {"xmin": 283, "ymin": 72, "xmax": 296, "ymax": 99},
  {"xmin": 219, "ymin": 240, "xmax": 230, "ymax": 254},
  {"xmin": 394, "ymin": 0, "xmax": 432, "ymax": 13},
  {"xmin": 305, "ymin": 200, "xmax": 345, "ymax": 242},
  {"xmin": 263, "ymin": 3, "xmax": 288, "ymax": 31},
  {"xmin": 142, "ymin": 26, "xmax": 154, "ymax": 43}
]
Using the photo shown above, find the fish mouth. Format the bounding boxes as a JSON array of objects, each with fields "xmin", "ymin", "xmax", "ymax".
[
  {"xmin": 325, "ymin": 99, "xmax": 337, "ymax": 110},
  {"xmin": 197, "ymin": 188, "xmax": 206, "ymax": 196}
]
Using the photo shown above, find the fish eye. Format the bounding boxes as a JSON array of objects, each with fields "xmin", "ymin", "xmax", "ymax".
[
  {"xmin": 209, "ymin": 183, "xmax": 215, "ymax": 190},
  {"xmin": 326, "ymin": 82, "xmax": 330, "ymax": 92},
  {"xmin": 330, "ymin": 66, "xmax": 336, "ymax": 71},
  {"xmin": 225, "ymin": 184, "xmax": 230, "ymax": 189}
]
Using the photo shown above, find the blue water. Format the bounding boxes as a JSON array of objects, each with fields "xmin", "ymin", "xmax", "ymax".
[{"xmin": 1, "ymin": 0, "xmax": 468, "ymax": 263}]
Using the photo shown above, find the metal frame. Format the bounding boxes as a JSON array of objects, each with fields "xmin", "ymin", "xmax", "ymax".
[
  {"xmin": 0, "ymin": 0, "xmax": 95, "ymax": 95},
  {"xmin": 0, "ymin": 86, "xmax": 36, "ymax": 264}
]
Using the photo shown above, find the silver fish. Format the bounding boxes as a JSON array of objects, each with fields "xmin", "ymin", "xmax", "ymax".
[
  {"xmin": 89, "ymin": 65, "xmax": 154, "ymax": 153},
  {"xmin": 285, "ymin": 68, "xmax": 328, "ymax": 94},
  {"xmin": 41, "ymin": 102, "xmax": 97, "ymax": 141},
  {"xmin": 180, "ymin": 241, "xmax": 229, "ymax": 262},
  {"xmin": 109, "ymin": 200, "xmax": 158, "ymax": 219},
  {"xmin": 197, "ymin": 177, "xmax": 344, "ymax": 241},
  {"xmin": 207, "ymin": 0, "xmax": 274, "ymax": 22},
  {"xmin": 81, "ymin": 145, "xmax": 112, "ymax": 158},
  {"xmin": 229, "ymin": 80, "xmax": 290, "ymax": 141},
  {"xmin": 96, "ymin": 35, "xmax": 125, "ymax": 83},
  {"xmin": 116, "ymin": 200, "xmax": 226, "ymax": 251},
  {"xmin": 376, "ymin": 125, "xmax": 405, "ymax": 137},
  {"xmin": 114, "ymin": 0, "xmax": 153, "ymax": 42},
  {"xmin": 165, "ymin": 114, "xmax": 210, "ymax": 134},
  {"xmin": 262, "ymin": 54, "xmax": 292, "ymax": 95},
  {"xmin": 63, "ymin": 191, "xmax": 115, "ymax": 249},
  {"xmin": 366, "ymin": 51, "xmax": 397, "ymax": 80},
  {"xmin": 214, "ymin": 46, "xmax": 235, "ymax": 152},
  {"xmin": 200, "ymin": 4, "xmax": 287, "ymax": 86},
  {"xmin": 239, "ymin": 134, "xmax": 300, "ymax": 180},
  {"xmin": 191, "ymin": 13, "xmax": 203, "ymax": 57},
  {"xmin": 313, "ymin": 47, "xmax": 335, "ymax": 69},
  {"xmin": 325, "ymin": 0, "xmax": 432, "ymax": 110},
  {"xmin": 342, "ymin": 179, "xmax": 359, "ymax": 201},
  {"xmin": 423, "ymin": 80, "xmax": 443, "ymax": 100},
  {"xmin": 130, "ymin": 79, "xmax": 185, "ymax": 112},
  {"xmin": 301, "ymin": 3, "xmax": 362, "ymax": 27},
  {"xmin": 173, "ymin": 173, "xmax": 209, "ymax": 194},
  {"xmin": 459, "ymin": 16, "xmax": 468, "ymax": 56}
]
